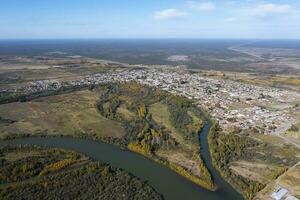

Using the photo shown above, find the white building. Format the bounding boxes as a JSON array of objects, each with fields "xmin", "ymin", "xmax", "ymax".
[{"xmin": 271, "ymin": 188, "xmax": 288, "ymax": 200}]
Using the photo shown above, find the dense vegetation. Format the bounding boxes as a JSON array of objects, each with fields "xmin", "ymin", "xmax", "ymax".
[
  {"xmin": 168, "ymin": 96, "xmax": 204, "ymax": 140},
  {"xmin": 96, "ymin": 83, "xmax": 202, "ymax": 153},
  {"xmin": 0, "ymin": 117, "xmax": 16, "ymax": 126},
  {"xmin": 96, "ymin": 83, "xmax": 215, "ymax": 190},
  {"xmin": 0, "ymin": 84, "xmax": 87, "ymax": 104},
  {"xmin": 97, "ymin": 83, "xmax": 175, "ymax": 149},
  {"xmin": 208, "ymin": 121, "xmax": 269, "ymax": 199},
  {"xmin": 0, "ymin": 146, "xmax": 162, "ymax": 200}
]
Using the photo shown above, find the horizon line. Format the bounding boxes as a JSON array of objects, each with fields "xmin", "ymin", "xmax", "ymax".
[{"xmin": 0, "ymin": 37, "xmax": 300, "ymax": 41}]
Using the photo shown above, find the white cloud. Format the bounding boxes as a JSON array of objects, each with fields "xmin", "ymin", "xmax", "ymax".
[
  {"xmin": 224, "ymin": 17, "xmax": 237, "ymax": 22},
  {"xmin": 252, "ymin": 3, "xmax": 294, "ymax": 17},
  {"xmin": 154, "ymin": 9, "xmax": 187, "ymax": 20},
  {"xmin": 187, "ymin": 1, "xmax": 216, "ymax": 12}
]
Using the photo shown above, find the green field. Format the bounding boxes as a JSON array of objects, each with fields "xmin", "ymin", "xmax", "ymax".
[{"xmin": 0, "ymin": 89, "xmax": 125, "ymax": 140}]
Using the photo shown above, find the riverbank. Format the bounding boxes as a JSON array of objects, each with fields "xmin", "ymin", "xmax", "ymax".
[
  {"xmin": 0, "ymin": 145, "xmax": 163, "ymax": 200},
  {"xmin": 1, "ymin": 123, "xmax": 216, "ymax": 191},
  {"xmin": 0, "ymin": 82, "xmax": 243, "ymax": 198},
  {"xmin": 0, "ymin": 136, "xmax": 242, "ymax": 200},
  {"xmin": 207, "ymin": 121, "xmax": 269, "ymax": 200},
  {"xmin": 127, "ymin": 123, "xmax": 216, "ymax": 191}
]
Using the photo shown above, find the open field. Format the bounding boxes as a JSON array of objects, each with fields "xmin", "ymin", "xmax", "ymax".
[
  {"xmin": 256, "ymin": 162, "xmax": 300, "ymax": 199},
  {"xmin": 252, "ymin": 133, "xmax": 286, "ymax": 146},
  {"xmin": 0, "ymin": 89, "xmax": 125, "ymax": 139},
  {"xmin": 0, "ymin": 65, "xmax": 115, "ymax": 90},
  {"xmin": 230, "ymin": 161, "xmax": 287, "ymax": 184},
  {"xmin": 202, "ymin": 71, "xmax": 300, "ymax": 92},
  {"xmin": 278, "ymin": 163, "xmax": 300, "ymax": 197},
  {"xmin": 0, "ymin": 54, "xmax": 123, "ymax": 91}
]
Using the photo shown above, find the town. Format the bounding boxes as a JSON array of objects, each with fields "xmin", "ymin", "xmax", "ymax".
[{"xmin": 2, "ymin": 67, "xmax": 299, "ymax": 139}]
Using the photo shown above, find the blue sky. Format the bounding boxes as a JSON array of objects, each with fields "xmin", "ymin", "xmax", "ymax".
[{"xmin": 1, "ymin": 0, "xmax": 300, "ymax": 39}]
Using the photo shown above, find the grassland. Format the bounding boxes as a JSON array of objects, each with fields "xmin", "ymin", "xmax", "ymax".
[
  {"xmin": 0, "ymin": 146, "xmax": 162, "ymax": 200},
  {"xmin": 0, "ymin": 54, "xmax": 121, "ymax": 91},
  {"xmin": 278, "ymin": 163, "xmax": 300, "ymax": 198},
  {"xmin": 230, "ymin": 161, "xmax": 288, "ymax": 184},
  {"xmin": 257, "ymin": 162, "xmax": 300, "ymax": 199},
  {"xmin": 0, "ymin": 89, "xmax": 125, "ymax": 140},
  {"xmin": 203, "ymin": 71, "xmax": 300, "ymax": 92}
]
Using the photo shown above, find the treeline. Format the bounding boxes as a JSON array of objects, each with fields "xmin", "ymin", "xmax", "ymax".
[
  {"xmin": 208, "ymin": 121, "xmax": 265, "ymax": 200},
  {"xmin": 0, "ymin": 146, "xmax": 82, "ymax": 184},
  {"xmin": 0, "ymin": 146, "xmax": 163, "ymax": 200},
  {"xmin": 0, "ymin": 84, "xmax": 87, "ymax": 104},
  {"xmin": 0, "ymin": 117, "xmax": 16, "ymax": 126}
]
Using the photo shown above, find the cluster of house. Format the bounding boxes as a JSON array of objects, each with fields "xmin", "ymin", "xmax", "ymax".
[
  {"xmin": 2, "ymin": 68, "xmax": 299, "ymax": 136},
  {"xmin": 126, "ymin": 69, "xmax": 299, "ymax": 135}
]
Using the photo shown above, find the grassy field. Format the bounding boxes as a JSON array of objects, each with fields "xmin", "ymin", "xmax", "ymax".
[
  {"xmin": 252, "ymin": 133, "xmax": 286, "ymax": 145},
  {"xmin": 256, "ymin": 162, "xmax": 300, "ymax": 199},
  {"xmin": 0, "ymin": 54, "xmax": 119, "ymax": 91},
  {"xmin": 200, "ymin": 70, "xmax": 300, "ymax": 92},
  {"xmin": 212, "ymin": 72, "xmax": 300, "ymax": 92},
  {"xmin": 278, "ymin": 163, "xmax": 300, "ymax": 197},
  {"xmin": 230, "ymin": 161, "xmax": 288, "ymax": 184},
  {"xmin": 0, "ymin": 89, "xmax": 125, "ymax": 139},
  {"xmin": 0, "ymin": 65, "xmax": 114, "ymax": 90}
]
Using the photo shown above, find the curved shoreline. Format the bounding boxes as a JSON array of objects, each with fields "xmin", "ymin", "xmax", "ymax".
[
  {"xmin": 0, "ymin": 121, "xmax": 243, "ymax": 200},
  {"xmin": 200, "ymin": 121, "xmax": 243, "ymax": 200}
]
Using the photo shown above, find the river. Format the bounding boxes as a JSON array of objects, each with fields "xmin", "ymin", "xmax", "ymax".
[{"xmin": 0, "ymin": 122, "xmax": 243, "ymax": 200}]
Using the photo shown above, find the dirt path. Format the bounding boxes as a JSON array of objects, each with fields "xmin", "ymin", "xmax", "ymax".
[{"xmin": 278, "ymin": 134, "xmax": 300, "ymax": 149}]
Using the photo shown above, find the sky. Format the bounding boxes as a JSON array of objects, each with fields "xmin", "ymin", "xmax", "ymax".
[{"xmin": 0, "ymin": 0, "xmax": 300, "ymax": 39}]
